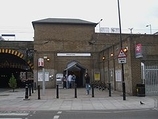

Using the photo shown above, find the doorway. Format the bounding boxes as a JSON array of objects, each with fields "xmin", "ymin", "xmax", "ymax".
[{"xmin": 64, "ymin": 61, "xmax": 86, "ymax": 87}]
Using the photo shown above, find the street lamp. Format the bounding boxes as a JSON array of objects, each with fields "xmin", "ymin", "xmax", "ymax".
[
  {"xmin": 146, "ymin": 24, "xmax": 152, "ymax": 34},
  {"xmin": 117, "ymin": 0, "xmax": 126, "ymax": 100},
  {"xmin": 98, "ymin": 19, "xmax": 103, "ymax": 32},
  {"xmin": 107, "ymin": 49, "xmax": 112, "ymax": 97}
]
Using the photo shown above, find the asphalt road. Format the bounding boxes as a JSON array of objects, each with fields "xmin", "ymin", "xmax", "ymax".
[{"xmin": 0, "ymin": 109, "xmax": 158, "ymax": 119}]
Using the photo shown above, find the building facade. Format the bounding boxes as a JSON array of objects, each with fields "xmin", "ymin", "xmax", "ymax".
[{"xmin": 32, "ymin": 18, "xmax": 158, "ymax": 96}]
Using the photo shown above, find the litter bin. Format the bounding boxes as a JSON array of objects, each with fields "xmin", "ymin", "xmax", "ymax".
[{"xmin": 136, "ymin": 84, "xmax": 145, "ymax": 97}]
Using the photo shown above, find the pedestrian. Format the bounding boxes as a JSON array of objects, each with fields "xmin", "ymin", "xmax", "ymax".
[
  {"xmin": 85, "ymin": 73, "xmax": 90, "ymax": 95},
  {"xmin": 72, "ymin": 74, "xmax": 76, "ymax": 88},
  {"xmin": 62, "ymin": 75, "xmax": 67, "ymax": 89},
  {"xmin": 67, "ymin": 74, "xmax": 73, "ymax": 88}
]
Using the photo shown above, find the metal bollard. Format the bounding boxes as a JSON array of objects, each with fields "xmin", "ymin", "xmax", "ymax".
[
  {"xmin": 74, "ymin": 83, "xmax": 77, "ymax": 98},
  {"xmin": 29, "ymin": 84, "xmax": 31, "ymax": 96},
  {"xmin": 109, "ymin": 83, "xmax": 111, "ymax": 97},
  {"xmin": 92, "ymin": 84, "xmax": 94, "ymax": 97},
  {"xmin": 56, "ymin": 85, "xmax": 59, "ymax": 98},
  {"xmin": 32, "ymin": 82, "xmax": 34, "ymax": 93},
  {"xmin": 38, "ymin": 85, "xmax": 40, "ymax": 99},
  {"xmin": 25, "ymin": 84, "xmax": 29, "ymax": 99}
]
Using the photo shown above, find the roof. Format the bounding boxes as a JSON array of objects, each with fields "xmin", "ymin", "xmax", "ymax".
[
  {"xmin": 32, "ymin": 18, "xmax": 97, "ymax": 26},
  {"xmin": 64, "ymin": 61, "xmax": 86, "ymax": 71}
]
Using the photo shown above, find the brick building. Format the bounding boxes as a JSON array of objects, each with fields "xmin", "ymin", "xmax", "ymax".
[{"xmin": 32, "ymin": 18, "xmax": 158, "ymax": 96}]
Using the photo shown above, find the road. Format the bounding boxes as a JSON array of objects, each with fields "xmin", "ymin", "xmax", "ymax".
[{"xmin": 0, "ymin": 109, "xmax": 158, "ymax": 119}]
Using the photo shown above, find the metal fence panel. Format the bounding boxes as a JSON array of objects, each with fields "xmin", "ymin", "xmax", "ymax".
[{"xmin": 144, "ymin": 61, "xmax": 158, "ymax": 96}]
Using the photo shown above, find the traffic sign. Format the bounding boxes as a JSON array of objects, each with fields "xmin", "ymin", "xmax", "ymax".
[
  {"xmin": 118, "ymin": 49, "xmax": 126, "ymax": 58},
  {"xmin": 118, "ymin": 57, "xmax": 126, "ymax": 64}
]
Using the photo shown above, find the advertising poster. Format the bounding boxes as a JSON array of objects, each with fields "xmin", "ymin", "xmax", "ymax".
[
  {"xmin": 115, "ymin": 70, "xmax": 122, "ymax": 82},
  {"xmin": 135, "ymin": 43, "xmax": 143, "ymax": 58},
  {"xmin": 38, "ymin": 72, "xmax": 49, "ymax": 81},
  {"xmin": 94, "ymin": 72, "xmax": 100, "ymax": 81}
]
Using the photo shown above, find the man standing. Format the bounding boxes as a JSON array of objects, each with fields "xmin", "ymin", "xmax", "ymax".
[
  {"xmin": 85, "ymin": 73, "xmax": 90, "ymax": 95},
  {"xmin": 72, "ymin": 74, "xmax": 76, "ymax": 88},
  {"xmin": 67, "ymin": 74, "xmax": 73, "ymax": 88},
  {"xmin": 62, "ymin": 75, "xmax": 67, "ymax": 89}
]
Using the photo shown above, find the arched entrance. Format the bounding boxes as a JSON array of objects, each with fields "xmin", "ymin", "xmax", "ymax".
[
  {"xmin": 64, "ymin": 61, "xmax": 86, "ymax": 87},
  {"xmin": 0, "ymin": 49, "xmax": 33, "ymax": 88}
]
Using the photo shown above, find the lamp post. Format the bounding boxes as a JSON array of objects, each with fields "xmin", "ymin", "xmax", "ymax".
[
  {"xmin": 107, "ymin": 49, "xmax": 111, "ymax": 97},
  {"xmin": 117, "ymin": 0, "xmax": 126, "ymax": 100},
  {"xmin": 102, "ymin": 55, "xmax": 105, "ymax": 83},
  {"xmin": 98, "ymin": 19, "xmax": 103, "ymax": 32},
  {"xmin": 146, "ymin": 24, "xmax": 152, "ymax": 34}
]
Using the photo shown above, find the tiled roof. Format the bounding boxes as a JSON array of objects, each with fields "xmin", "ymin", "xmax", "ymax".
[{"xmin": 32, "ymin": 18, "xmax": 97, "ymax": 26}]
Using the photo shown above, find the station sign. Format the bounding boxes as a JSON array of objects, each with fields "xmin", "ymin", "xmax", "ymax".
[{"xmin": 38, "ymin": 58, "xmax": 44, "ymax": 67}]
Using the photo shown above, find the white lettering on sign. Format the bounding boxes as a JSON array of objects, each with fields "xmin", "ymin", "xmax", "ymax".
[
  {"xmin": 118, "ymin": 57, "xmax": 126, "ymax": 64},
  {"xmin": 57, "ymin": 53, "xmax": 91, "ymax": 56}
]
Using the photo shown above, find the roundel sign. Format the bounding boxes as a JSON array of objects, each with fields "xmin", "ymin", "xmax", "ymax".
[{"xmin": 38, "ymin": 58, "xmax": 44, "ymax": 67}]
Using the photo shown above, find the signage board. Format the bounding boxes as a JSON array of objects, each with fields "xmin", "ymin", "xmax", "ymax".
[
  {"xmin": 118, "ymin": 57, "xmax": 126, "ymax": 64},
  {"xmin": 118, "ymin": 49, "xmax": 126, "ymax": 58},
  {"xmin": 38, "ymin": 58, "xmax": 44, "ymax": 67},
  {"xmin": 117, "ymin": 49, "xmax": 127, "ymax": 64}
]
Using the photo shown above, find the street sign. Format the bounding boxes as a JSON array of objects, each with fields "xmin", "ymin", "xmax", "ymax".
[
  {"xmin": 118, "ymin": 57, "xmax": 126, "ymax": 64},
  {"xmin": 118, "ymin": 49, "xmax": 126, "ymax": 58},
  {"xmin": 118, "ymin": 49, "xmax": 127, "ymax": 64}
]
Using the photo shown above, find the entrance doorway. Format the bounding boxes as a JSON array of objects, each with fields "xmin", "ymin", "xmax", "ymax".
[{"xmin": 64, "ymin": 61, "xmax": 86, "ymax": 87}]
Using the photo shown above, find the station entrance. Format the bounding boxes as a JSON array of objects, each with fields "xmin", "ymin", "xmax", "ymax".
[{"xmin": 64, "ymin": 61, "xmax": 86, "ymax": 88}]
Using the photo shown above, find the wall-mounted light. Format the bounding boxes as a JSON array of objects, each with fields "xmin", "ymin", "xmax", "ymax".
[
  {"xmin": 123, "ymin": 47, "xmax": 128, "ymax": 52},
  {"xmin": 46, "ymin": 58, "xmax": 50, "ymax": 61},
  {"xmin": 110, "ymin": 53, "xmax": 114, "ymax": 57},
  {"xmin": 102, "ymin": 56, "xmax": 105, "ymax": 60},
  {"xmin": 44, "ymin": 56, "xmax": 50, "ymax": 62}
]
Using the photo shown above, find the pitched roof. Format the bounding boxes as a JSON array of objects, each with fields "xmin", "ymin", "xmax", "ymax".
[{"xmin": 32, "ymin": 18, "xmax": 97, "ymax": 26}]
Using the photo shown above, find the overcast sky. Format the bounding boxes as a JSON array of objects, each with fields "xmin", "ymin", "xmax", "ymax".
[{"xmin": 0, "ymin": 0, "xmax": 158, "ymax": 41}]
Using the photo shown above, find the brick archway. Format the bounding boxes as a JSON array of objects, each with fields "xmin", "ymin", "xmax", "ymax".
[{"xmin": 0, "ymin": 48, "xmax": 33, "ymax": 70}]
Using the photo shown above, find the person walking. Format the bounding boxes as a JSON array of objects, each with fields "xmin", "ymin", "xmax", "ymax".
[
  {"xmin": 85, "ymin": 73, "xmax": 90, "ymax": 95},
  {"xmin": 72, "ymin": 74, "xmax": 76, "ymax": 88},
  {"xmin": 67, "ymin": 74, "xmax": 73, "ymax": 88}
]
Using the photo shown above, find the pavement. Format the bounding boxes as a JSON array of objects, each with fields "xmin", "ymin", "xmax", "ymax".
[{"xmin": 0, "ymin": 88, "xmax": 157, "ymax": 111}]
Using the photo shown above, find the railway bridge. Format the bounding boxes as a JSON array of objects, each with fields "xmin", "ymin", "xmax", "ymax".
[{"xmin": 0, "ymin": 41, "xmax": 34, "ymax": 88}]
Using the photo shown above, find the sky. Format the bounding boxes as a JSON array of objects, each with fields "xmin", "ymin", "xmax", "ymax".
[{"xmin": 0, "ymin": 0, "xmax": 158, "ymax": 41}]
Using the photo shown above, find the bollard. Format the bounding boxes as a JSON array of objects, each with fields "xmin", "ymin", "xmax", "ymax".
[
  {"xmin": 32, "ymin": 82, "xmax": 34, "ymax": 93},
  {"xmin": 92, "ymin": 84, "xmax": 94, "ymax": 97},
  {"xmin": 56, "ymin": 85, "xmax": 59, "ymax": 98},
  {"xmin": 109, "ymin": 83, "xmax": 111, "ymax": 97},
  {"xmin": 74, "ymin": 83, "xmax": 77, "ymax": 98},
  {"xmin": 25, "ymin": 84, "xmax": 29, "ymax": 99},
  {"xmin": 29, "ymin": 84, "xmax": 31, "ymax": 96},
  {"xmin": 38, "ymin": 85, "xmax": 40, "ymax": 99}
]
